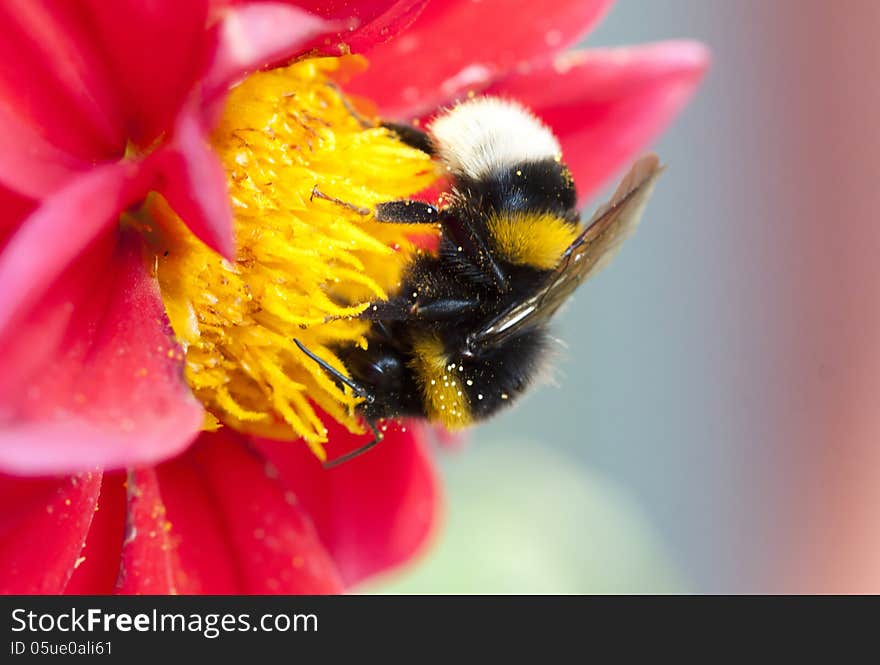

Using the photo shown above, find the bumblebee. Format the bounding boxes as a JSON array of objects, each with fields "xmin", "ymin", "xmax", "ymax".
[{"xmin": 298, "ymin": 97, "xmax": 663, "ymax": 467}]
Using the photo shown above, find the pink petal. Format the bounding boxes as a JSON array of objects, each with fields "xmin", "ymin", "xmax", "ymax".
[
  {"xmin": 0, "ymin": 230, "xmax": 205, "ymax": 474},
  {"xmin": 204, "ymin": 3, "xmax": 338, "ymax": 101},
  {"xmin": 0, "ymin": 0, "xmax": 126, "ymax": 162},
  {"xmin": 0, "ymin": 470, "xmax": 102, "ymax": 593},
  {"xmin": 0, "ymin": 161, "xmax": 146, "ymax": 336},
  {"xmin": 79, "ymin": 0, "xmax": 213, "ymax": 148},
  {"xmin": 184, "ymin": 430, "xmax": 345, "ymax": 594},
  {"xmin": 64, "ymin": 472, "xmax": 127, "ymax": 594},
  {"xmin": 155, "ymin": 111, "xmax": 235, "ymax": 259},
  {"xmin": 257, "ymin": 418, "xmax": 440, "ymax": 587},
  {"xmin": 115, "ymin": 468, "xmax": 183, "ymax": 594},
  {"xmin": 487, "ymin": 42, "xmax": 710, "ymax": 205},
  {"xmin": 0, "ymin": 102, "xmax": 90, "ymax": 199},
  {"xmin": 345, "ymin": 0, "xmax": 614, "ymax": 118}
]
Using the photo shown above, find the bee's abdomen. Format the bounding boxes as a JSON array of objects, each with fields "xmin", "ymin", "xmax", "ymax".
[
  {"xmin": 408, "ymin": 325, "xmax": 548, "ymax": 428},
  {"xmin": 460, "ymin": 326, "xmax": 549, "ymax": 421},
  {"xmin": 408, "ymin": 333, "xmax": 474, "ymax": 429}
]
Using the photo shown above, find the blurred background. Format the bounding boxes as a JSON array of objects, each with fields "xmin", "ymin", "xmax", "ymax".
[{"xmin": 367, "ymin": 0, "xmax": 880, "ymax": 593}]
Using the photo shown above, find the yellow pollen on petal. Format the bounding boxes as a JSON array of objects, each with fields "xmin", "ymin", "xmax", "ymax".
[{"xmin": 151, "ymin": 56, "xmax": 439, "ymax": 460}]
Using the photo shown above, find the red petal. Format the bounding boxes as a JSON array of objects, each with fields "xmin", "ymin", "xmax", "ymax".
[
  {"xmin": 0, "ymin": 185, "xmax": 35, "ymax": 244},
  {"xmin": 0, "ymin": 470, "xmax": 102, "ymax": 593},
  {"xmin": 0, "ymin": 161, "xmax": 146, "ymax": 335},
  {"xmin": 80, "ymin": 0, "xmax": 212, "ymax": 148},
  {"xmin": 343, "ymin": 0, "xmax": 430, "ymax": 52},
  {"xmin": 0, "ymin": 230, "xmax": 204, "ymax": 474},
  {"xmin": 204, "ymin": 3, "xmax": 337, "ymax": 100},
  {"xmin": 64, "ymin": 472, "xmax": 127, "ymax": 594},
  {"xmin": 345, "ymin": 0, "xmax": 614, "ymax": 118},
  {"xmin": 293, "ymin": 0, "xmax": 431, "ymax": 53},
  {"xmin": 155, "ymin": 111, "xmax": 235, "ymax": 259},
  {"xmin": 0, "ymin": 0, "xmax": 126, "ymax": 162},
  {"xmin": 185, "ymin": 431, "xmax": 345, "ymax": 593},
  {"xmin": 256, "ymin": 419, "xmax": 440, "ymax": 587},
  {"xmin": 219, "ymin": 0, "xmax": 425, "ymax": 54},
  {"xmin": 287, "ymin": 0, "xmax": 406, "ymax": 22},
  {"xmin": 154, "ymin": 446, "xmax": 242, "ymax": 594},
  {"xmin": 487, "ymin": 42, "xmax": 710, "ymax": 205},
  {"xmin": 115, "ymin": 468, "xmax": 183, "ymax": 594}
]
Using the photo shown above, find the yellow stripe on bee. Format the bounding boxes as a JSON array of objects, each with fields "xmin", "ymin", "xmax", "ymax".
[
  {"xmin": 487, "ymin": 211, "xmax": 579, "ymax": 270},
  {"xmin": 409, "ymin": 334, "xmax": 472, "ymax": 430}
]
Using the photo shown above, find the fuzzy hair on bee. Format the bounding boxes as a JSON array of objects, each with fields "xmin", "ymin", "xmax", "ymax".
[
  {"xmin": 299, "ymin": 96, "xmax": 664, "ymax": 467},
  {"xmin": 429, "ymin": 97, "xmax": 563, "ymax": 180}
]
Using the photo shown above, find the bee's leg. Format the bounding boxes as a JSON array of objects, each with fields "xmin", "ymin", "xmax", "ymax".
[
  {"xmin": 313, "ymin": 189, "xmax": 506, "ymax": 290},
  {"xmin": 310, "ymin": 185, "xmax": 438, "ymax": 224},
  {"xmin": 410, "ymin": 296, "xmax": 480, "ymax": 320},
  {"xmin": 327, "ymin": 82, "xmax": 375, "ymax": 129},
  {"xmin": 374, "ymin": 205, "xmax": 509, "ymax": 291},
  {"xmin": 381, "ymin": 122, "xmax": 435, "ymax": 156},
  {"xmin": 327, "ymin": 82, "xmax": 435, "ymax": 157},
  {"xmin": 363, "ymin": 295, "xmax": 479, "ymax": 322},
  {"xmin": 293, "ymin": 339, "xmax": 375, "ymax": 405},
  {"xmin": 374, "ymin": 200, "xmax": 440, "ymax": 224},
  {"xmin": 441, "ymin": 214, "xmax": 510, "ymax": 292},
  {"xmin": 310, "ymin": 185, "xmax": 371, "ymax": 216},
  {"xmin": 323, "ymin": 419, "xmax": 384, "ymax": 469}
]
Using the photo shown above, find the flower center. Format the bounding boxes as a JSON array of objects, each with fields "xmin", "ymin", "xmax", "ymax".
[{"xmin": 148, "ymin": 57, "xmax": 439, "ymax": 461}]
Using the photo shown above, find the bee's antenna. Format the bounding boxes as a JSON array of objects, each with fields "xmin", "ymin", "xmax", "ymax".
[
  {"xmin": 323, "ymin": 420, "xmax": 384, "ymax": 469},
  {"xmin": 293, "ymin": 339, "xmax": 374, "ymax": 404},
  {"xmin": 325, "ymin": 81, "xmax": 375, "ymax": 129}
]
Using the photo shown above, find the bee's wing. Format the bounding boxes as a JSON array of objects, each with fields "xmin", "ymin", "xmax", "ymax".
[{"xmin": 467, "ymin": 154, "xmax": 664, "ymax": 353}]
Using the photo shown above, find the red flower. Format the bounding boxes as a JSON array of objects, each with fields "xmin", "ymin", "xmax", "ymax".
[{"xmin": 0, "ymin": 0, "xmax": 707, "ymax": 593}]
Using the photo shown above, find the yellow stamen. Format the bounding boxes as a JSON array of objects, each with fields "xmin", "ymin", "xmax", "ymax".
[{"xmin": 151, "ymin": 56, "xmax": 439, "ymax": 459}]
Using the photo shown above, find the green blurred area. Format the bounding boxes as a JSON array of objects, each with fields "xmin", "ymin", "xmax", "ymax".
[{"xmin": 362, "ymin": 442, "xmax": 686, "ymax": 594}]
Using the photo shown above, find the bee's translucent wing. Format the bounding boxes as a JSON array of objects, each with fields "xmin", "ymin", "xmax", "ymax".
[{"xmin": 466, "ymin": 154, "xmax": 664, "ymax": 353}]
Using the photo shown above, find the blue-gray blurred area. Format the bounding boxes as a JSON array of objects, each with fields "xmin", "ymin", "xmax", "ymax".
[{"xmin": 368, "ymin": 1, "xmax": 794, "ymax": 593}]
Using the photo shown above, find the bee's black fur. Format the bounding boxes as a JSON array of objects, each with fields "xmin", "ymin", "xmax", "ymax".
[
  {"xmin": 322, "ymin": 146, "xmax": 578, "ymax": 427},
  {"xmin": 452, "ymin": 159, "xmax": 578, "ymax": 221},
  {"xmin": 289, "ymin": 110, "xmax": 587, "ymax": 470},
  {"xmin": 381, "ymin": 121, "xmax": 436, "ymax": 155}
]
